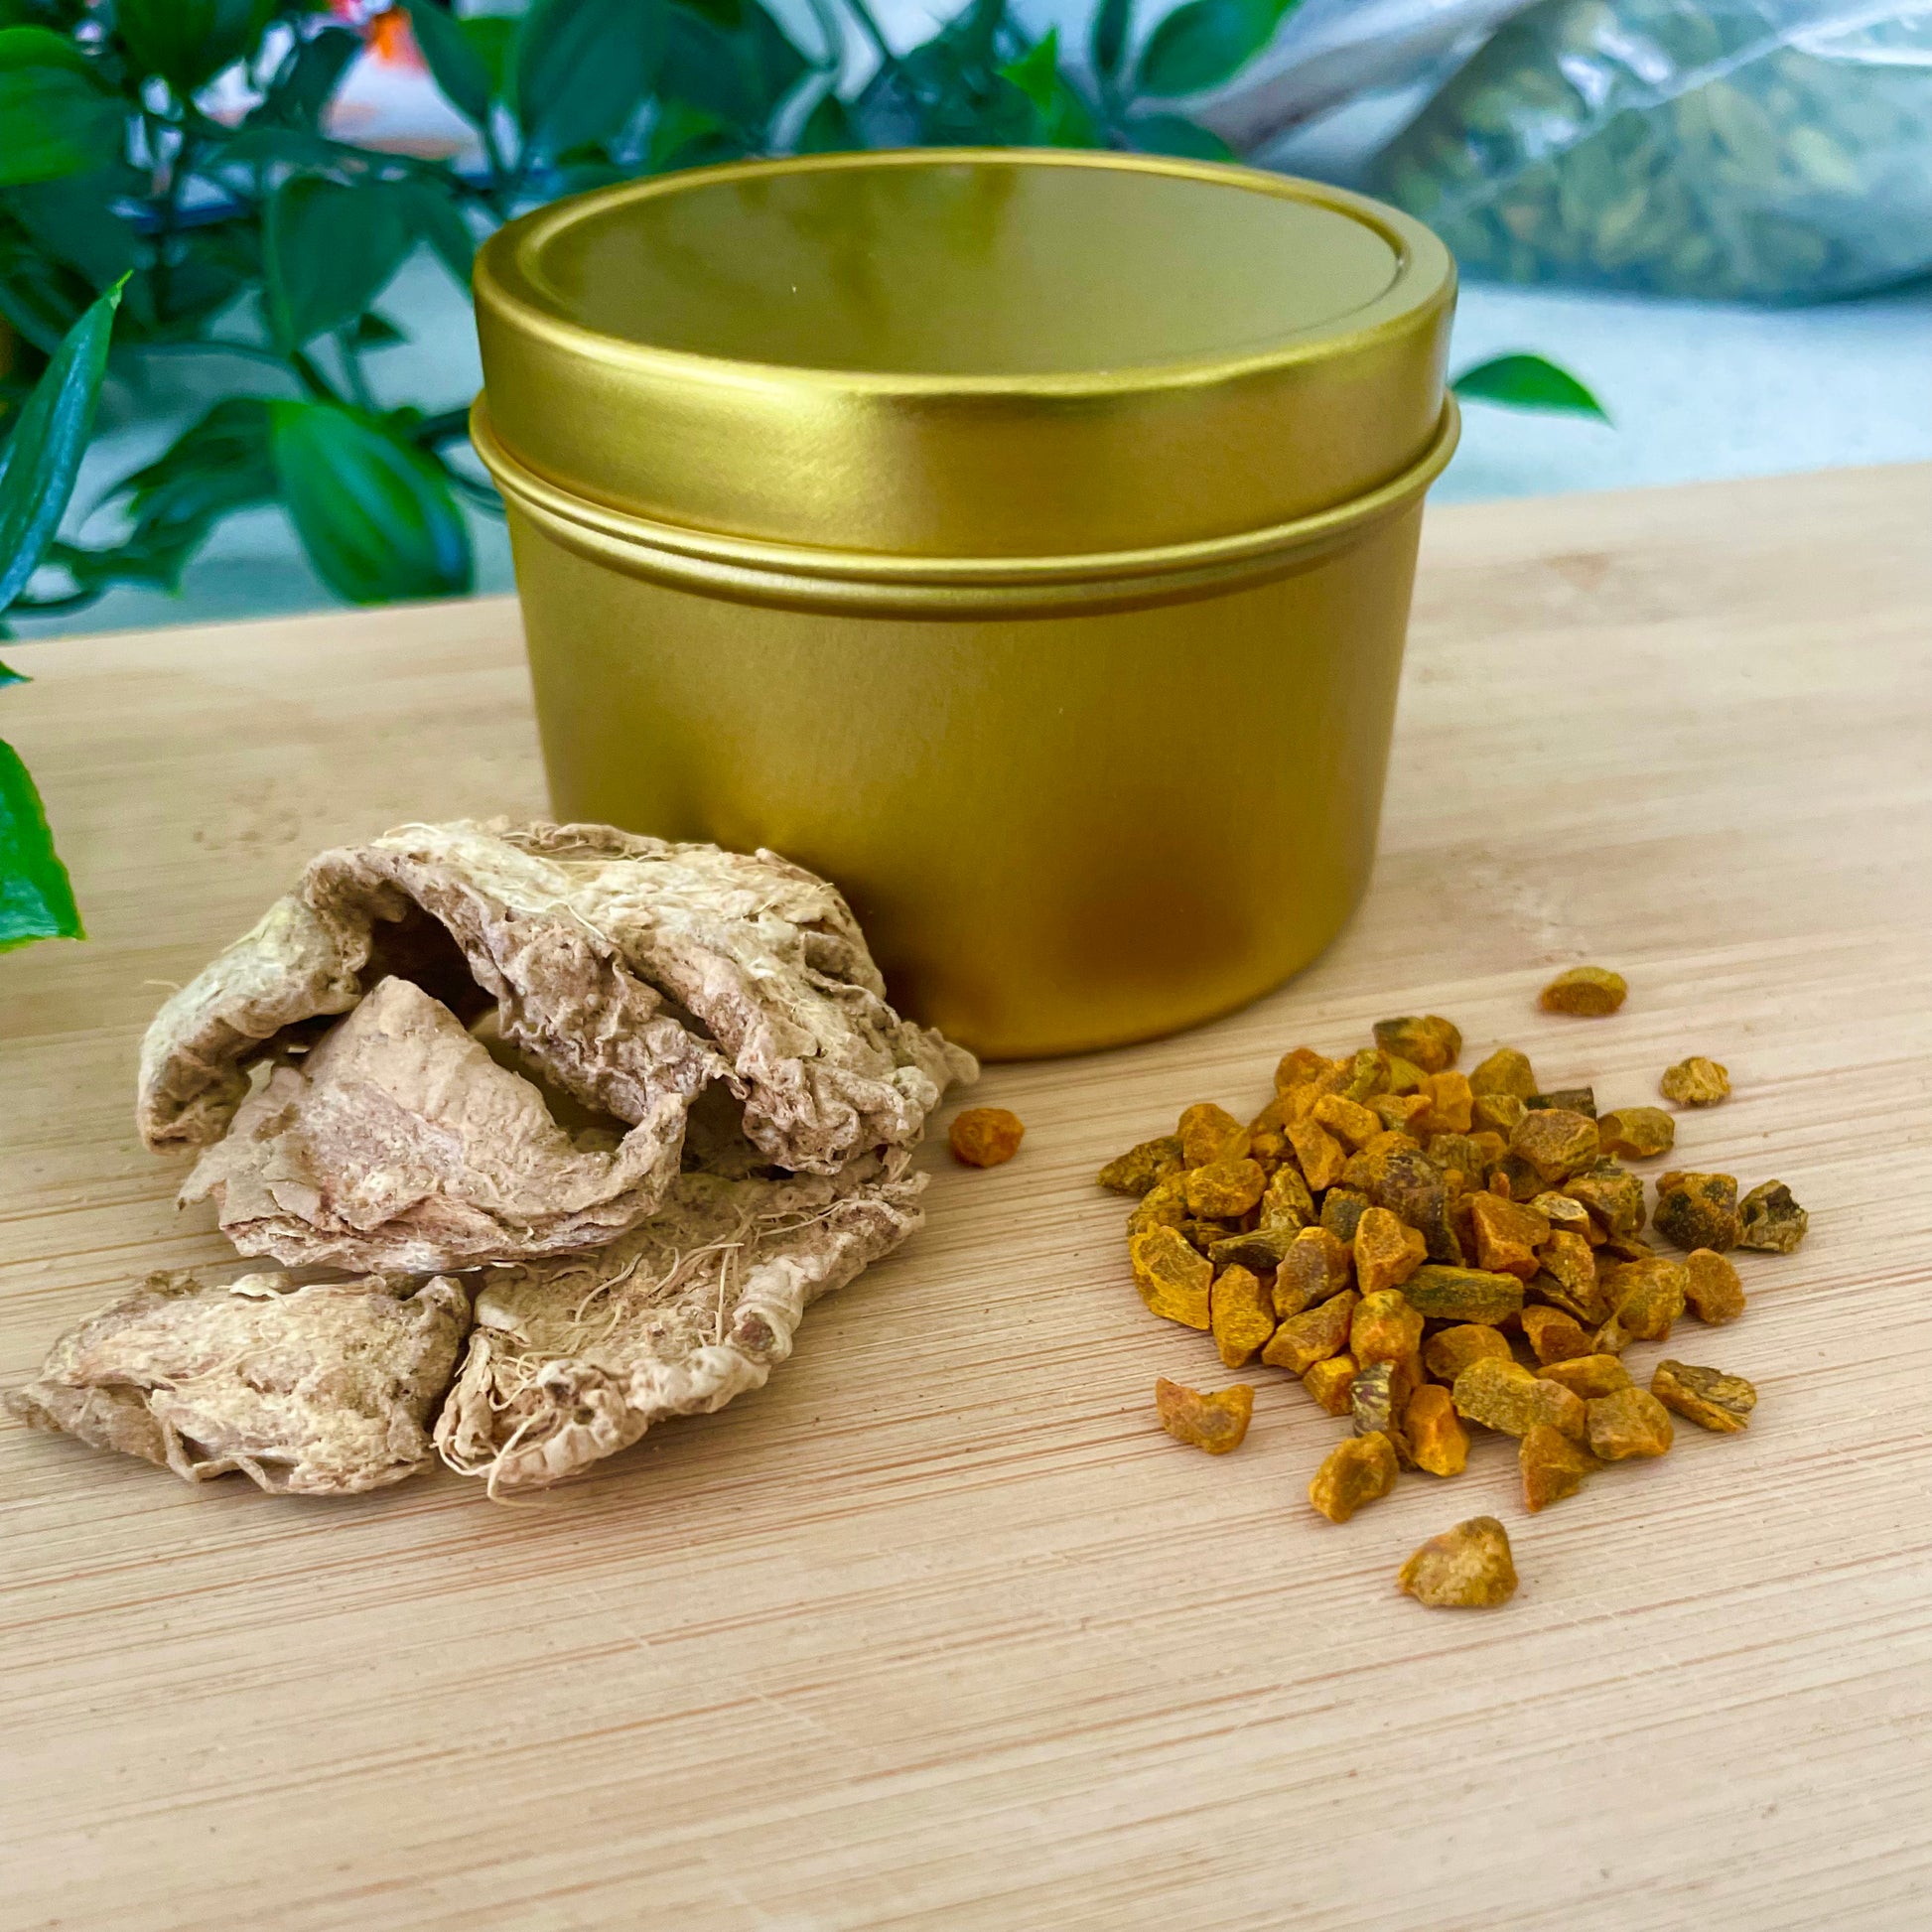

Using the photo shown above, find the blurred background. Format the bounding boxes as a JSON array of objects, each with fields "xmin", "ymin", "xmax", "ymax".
[{"xmin": 4, "ymin": 0, "xmax": 1929, "ymax": 638}]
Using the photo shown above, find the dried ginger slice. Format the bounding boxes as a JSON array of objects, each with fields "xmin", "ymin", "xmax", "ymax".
[
  {"xmin": 4, "ymin": 1270, "xmax": 469, "ymax": 1495},
  {"xmin": 139, "ymin": 821, "xmax": 975, "ymax": 1269},
  {"xmin": 436, "ymin": 1149, "xmax": 924, "ymax": 1494}
]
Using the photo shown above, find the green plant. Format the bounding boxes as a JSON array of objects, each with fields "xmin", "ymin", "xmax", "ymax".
[
  {"xmin": 0, "ymin": 2, "xmax": 1606, "ymax": 626},
  {"xmin": 0, "ymin": 276, "xmax": 121, "ymax": 950}
]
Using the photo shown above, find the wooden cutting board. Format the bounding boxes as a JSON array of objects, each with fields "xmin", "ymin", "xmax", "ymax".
[{"xmin": 3, "ymin": 465, "xmax": 1928, "ymax": 1932}]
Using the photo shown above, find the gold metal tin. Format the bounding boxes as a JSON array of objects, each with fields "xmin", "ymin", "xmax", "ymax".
[{"xmin": 473, "ymin": 149, "xmax": 1457, "ymax": 1058}]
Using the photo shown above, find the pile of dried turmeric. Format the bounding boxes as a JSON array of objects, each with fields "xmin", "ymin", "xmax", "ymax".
[{"xmin": 1107, "ymin": 1008, "xmax": 1799, "ymax": 1585}]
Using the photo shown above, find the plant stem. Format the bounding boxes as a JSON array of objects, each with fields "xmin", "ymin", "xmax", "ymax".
[
  {"xmin": 288, "ymin": 346, "xmax": 345, "ymax": 406},
  {"xmin": 407, "ymin": 408, "xmax": 474, "ymax": 448},
  {"xmin": 335, "ymin": 331, "xmax": 377, "ymax": 411}
]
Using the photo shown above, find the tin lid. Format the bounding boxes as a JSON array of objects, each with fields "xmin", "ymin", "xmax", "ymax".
[{"xmin": 473, "ymin": 150, "xmax": 1454, "ymax": 561}]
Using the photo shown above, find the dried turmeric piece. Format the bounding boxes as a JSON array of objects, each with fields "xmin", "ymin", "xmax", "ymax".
[
  {"xmin": 1346, "ymin": 1139, "xmax": 1456, "ymax": 1263},
  {"xmin": 1405, "ymin": 1384, "xmax": 1470, "ymax": 1477},
  {"xmin": 1471, "ymin": 1091, "xmax": 1529, "ymax": 1138},
  {"xmin": 1423, "ymin": 1322, "xmax": 1512, "ymax": 1383},
  {"xmin": 1470, "ymin": 1046, "xmax": 1538, "ymax": 1101},
  {"xmin": 1532, "ymin": 1191, "xmax": 1594, "ymax": 1240},
  {"xmin": 1602, "ymin": 1257, "xmax": 1688, "ymax": 1343},
  {"xmin": 1661, "ymin": 1055, "xmax": 1729, "ymax": 1107},
  {"xmin": 1210, "ymin": 1265, "xmax": 1277, "ymax": 1369},
  {"xmin": 1520, "ymin": 1424, "xmax": 1599, "ymax": 1511},
  {"xmin": 1262, "ymin": 1289, "xmax": 1358, "ymax": 1373},
  {"xmin": 1353, "ymin": 1207, "xmax": 1427, "ymax": 1296},
  {"xmin": 1489, "ymin": 1154, "xmax": 1546, "ymax": 1202},
  {"xmin": 1586, "ymin": 1387, "xmax": 1674, "ymax": 1460},
  {"xmin": 1097, "ymin": 1135, "xmax": 1184, "ymax": 1196},
  {"xmin": 1129, "ymin": 1226, "xmax": 1212, "ymax": 1330},
  {"xmin": 1320, "ymin": 1186, "xmax": 1374, "ymax": 1246},
  {"xmin": 1274, "ymin": 1046, "xmax": 1337, "ymax": 1096},
  {"xmin": 1287, "ymin": 1115, "xmax": 1347, "ymax": 1192},
  {"xmin": 1184, "ymin": 1158, "xmax": 1267, "ymax": 1218},
  {"xmin": 949, "ymin": 1107, "xmax": 1025, "ymax": 1168},
  {"xmin": 1520, "ymin": 1305, "xmax": 1593, "ymax": 1365},
  {"xmin": 1373, "ymin": 1016, "xmax": 1461, "ymax": 1075},
  {"xmin": 1126, "ymin": 1173, "xmax": 1188, "ymax": 1238},
  {"xmin": 1272, "ymin": 1225, "xmax": 1353, "ymax": 1317},
  {"xmin": 1536, "ymin": 1353, "xmax": 1631, "ymax": 1400},
  {"xmin": 1350, "ymin": 1358, "xmax": 1409, "ymax": 1444},
  {"xmin": 1509, "ymin": 1107, "xmax": 1600, "ymax": 1184},
  {"xmin": 1529, "ymin": 1085, "xmax": 1597, "ymax": 1118},
  {"xmin": 1155, "ymin": 1377, "xmax": 1255, "ymax": 1455},
  {"xmin": 1683, "ymin": 1248, "xmax": 1746, "ymax": 1325},
  {"xmin": 1303, "ymin": 1353, "xmax": 1357, "ymax": 1417},
  {"xmin": 1566, "ymin": 1159, "xmax": 1647, "ymax": 1238},
  {"xmin": 1403, "ymin": 1264, "xmax": 1525, "ymax": 1324},
  {"xmin": 1339, "ymin": 1047, "xmax": 1393, "ymax": 1104},
  {"xmin": 1539, "ymin": 966, "xmax": 1627, "ymax": 1016},
  {"xmin": 1413, "ymin": 1071, "xmax": 1475, "ymax": 1137},
  {"xmin": 1309, "ymin": 1431, "xmax": 1399, "ymax": 1523},
  {"xmin": 1373, "ymin": 1091, "xmax": 1434, "ymax": 1134},
  {"xmin": 1652, "ymin": 1359, "xmax": 1756, "ymax": 1433},
  {"xmin": 1178, "ymin": 1102, "xmax": 1249, "ymax": 1170},
  {"xmin": 1208, "ymin": 1226, "xmax": 1295, "ymax": 1275},
  {"xmin": 1469, "ymin": 1192, "xmax": 1551, "ymax": 1280},
  {"xmin": 1452, "ymin": 1358, "xmax": 1587, "ymax": 1440},
  {"xmin": 1530, "ymin": 1233, "xmax": 1610, "ymax": 1325},
  {"xmin": 1654, "ymin": 1171, "xmax": 1740, "ymax": 1253},
  {"xmin": 1259, "ymin": 1164, "xmax": 1315, "ymax": 1232},
  {"xmin": 1311, "ymin": 1093, "xmax": 1384, "ymax": 1151},
  {"xmin": 1737, "ymin": 1180, "xmax": 1808, "ymax": 1254},
  {"xmin": 1596, "ymin": 1106, "xmax": 1676, "ymax": 1161},
  {"xmin": 1351, "ymin": 1287, "xmax": 1425, "ymax": 1366},
  {"xmin": 1398, "ymin": 1516, "xmax": 1516, "ymax": 1607},
  {"xmin": 1247, "ymin": 1098, "xmax": 1290, "ymax": 1170}
]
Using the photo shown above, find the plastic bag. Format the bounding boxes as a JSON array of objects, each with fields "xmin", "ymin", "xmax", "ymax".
[{"xmin": 1371, "ymin": 0, "xmax": 1932, "ymax": 301}]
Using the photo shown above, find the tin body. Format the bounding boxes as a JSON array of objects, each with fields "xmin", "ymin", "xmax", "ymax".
[{"xmin": 474, "ymin": 151, "xmax": 1457, "ymax": 1058}]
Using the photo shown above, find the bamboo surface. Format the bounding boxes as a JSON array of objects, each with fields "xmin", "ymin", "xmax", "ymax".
[{"xmin": 2, "ymin": 464, "xmax": 1929, "ymax": 1932}]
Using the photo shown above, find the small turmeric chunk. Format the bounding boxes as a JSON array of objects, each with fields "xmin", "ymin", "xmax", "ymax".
[
  {"xmin": 1413, "ymin": 1070, "xmax": 1474, "ymax": 1136},
  {"xmin": 1155, "ymin": 1377, "xmax": 1254, "ymax": 1455},
  {"xmin": 1303, "ymin": 1352, "xmax": 1357, "ymax": 1417},
  {"xmin": 1309, "ymin": 1431, "xmax": 1399, "ymax": 1523},
  {"xmin": 1177, "ymin": 1102, "xmax": 1248, "ymax": 1169},
  {"xmin": 1566, "ymin": 1159, "xmax": 1647, "ymax": 1238},
  {"xmin": 1737, "ymin": 1180, "xmax": 1808, "ymax": 1254},
  {"xmin": 1129, "ymin": 1226, "xmax": 1212, "ymax": 1330},
  {"xmin": 1469, "ymin": 1046, "xmax": 1538, "ymax": 1102},
  {"xmin": 1320, "ymin": 1187, "xmax": 1374, "ymax": 1246},
  {"xmin": 1469, "ymin": 1192, "xmax": 1551, "ymax": 1280},
  {"xmin": 1287, "ymin": 1115, "xmax": 1347, "ymax": 1192},
  {"xmin": 1339, "ymin": 1047, "xmax": 1392, "ymax": 1103},
  {"xmin": 1529, "ymin": 1085, "xmax": 1597, "ymax": 1119},
  {"xmin": 1398, "ymin": 1516, "xmax": 1516, "ymax": 1607},
  {"xmin": 1683, "ymin": 1248, "xmax": 1747, "ymax": 1325},
  {"xmin": 1208, "ymin": 1226, "xmax": 1294, "ymax": 1275},
  {"xmin": 949, "ymin": 1107, "xmax": 1025, "ymax": 1168},
  {"xmin": 1273, "ymin": 1225, "xmax": 1352, "ymax": 1317},
  {"xmin": 1452, "ymin": 1358, "xmax": 1587, "ymax": 1440},
  {"xmin": 1531, "ymin": 1236, "xmax": 1610, "ymax": 1325},
  {"xmin": 1311, "ymin": 1092, "xmax": 1383, "ymax": 1151},
  {"xmin": 1586, "ymin": 1386, "xmax": 1674, "ymax": 1460},
  {"xmin": 1184, "ymin": 1158, "xmax": 1266, "ymax": 1218},
  {"xmin": 1536, "ymin": 1353, "xmax": 1631, "ymax": 1400},
  {"xmin": 1259, "ymin": 1164, "xmax": 1314, "ymax": 1232},
  {"xmin": 1423, "ymin": 1322, "xmax": 1512, "ymax": 1382},
  {"xmin": 1350, "ymin": 1357, "xmax": 1412, "ymax": 1444},
  {"xmin": 1261, "ymin": 1289, "xmax": 1358, "ymax": 1373},
  {"xmin": 1405, "ymin": 1384, "xmax": 1469, "ymax": 1477},
  {"xmin": 1654, "ymin": 1171, "xmax": 1740, "ymax": 1252},
  {"xmin": 1520, "ymin": 1425, "xmax": 1599, "ymax": 1511},
  {"xmin": 1603, "ymin": 1257, "xmax": 1688, "ymax": 1343},
  {"xmin": 1353, "ymin": 1207, "xmax": 1426, "ymax": 1296},
  {"xmin": 1652, "ymin": 1359, "xmax": 1756, "ymax": 1433},
  {"xmin": 1596, "ymin": 1106, "xmax": 1676, "ymax": 1160},
  {"xmin": 1509, "ymin": 1108, "xmax": 1600, "ymax": 1184},
  {"xmin": 1126, "ymin": 1174, "xmax": 1188, "ymax": 1238},
  {"xmin": 1097, "ymin": 1135, "xmax": 1184, "ymax": 1196},
  {"xmin": 1540, "ymin": 965, "xmax": 1627, "ymax": 1016},
  {"xmin": 1520, "ymin": 1305, "xmax": 1593, "ymax": 1365},
  {"xmin": 1403, "ymin": 1264, "xmax": 1525, "ymax": 1325},
  {"xmin": 1274, "ymin": 1046, "xmax": 1337, "ymax": 1096},
  {"xmin": 1372, "ymin": 1091, "xmax": 1434, "ymax": 1134},
  {"xmin": 1373, "ymin": 1015, "xmax": 1461, "ymax": 1075},
  {"xmin": 1531, "ymin": 1191, "xmax": 1593, "ymax": 1239},
  {"xmin": 1210, "ymin": 1265, "xmax": 1277, "ymax": 1369},
  {"xmin": 1471, "ymin": 1091, "xmax": 1528, "ymax": 1137},
  {"xmin": 1351, "ymin": 1288, "xmax": 1425, "ymax": 1367},
  {"xmin": 1661, "ymin": 1055, "xmax": 1729, "ymax": 1107},
  {"xmin": 1382, "ymin": 1054, "xmax": 1428, "ymax": 1095}
]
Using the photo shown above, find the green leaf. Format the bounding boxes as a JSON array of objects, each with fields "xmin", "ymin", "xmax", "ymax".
[
  {"xmin": 460, "ymin": 15, "xmax": 516, "ymax": 101},
  {"xmin": 0, "ymin": 275, "xmax": 120, "ymax": 613},
  {"xmin": 405, "ymin": 0, "xmax": 495, "ymax": 127},
  {"xmin": 269, "ymin": 400, "xmax": 473, "ymax": 605},
  {"xmin": 1135, "ymin": 0, "xmax": 1298, "ymax": 98},
  {"xmin": 115, "ymin": 0, "xmax": 275, "ymax": 98},
  {"xmin": 1121, "ymin": 110, "xmax": 1234, "ymax": 159},
  {"xmin": 0, "ymin": 658, "xmax": 24, "ymax": 687},
  {"xmin": 246, "ymin": 23, "xmax": 360, "ymax": 132},
  {"xmin": 514, "ymin": 0, "xmax": 665, "ymax": 153},
  {"xmin": 263, "ymin": 175, "xmax": 413, "ymax": 350},
  {"xmin": 1091, "ymin": 0, "xmax": 1132, "ymax": 83},
  {"xmin": 998, "ymin": 31, "xmax": 1059, "ymax": 115},
  {"xmin": 794, "ymin": 88, "xmax": 855, "ymax": 155},
  {"xmin": 0, "ymin": 734, "xmax": 81, "ymax": 950},
  {"xmin": 349, "ymin": 310, "xmax": 407, "ymax": 349},
  {"xmin": 658, "ymin": 0, "xmax": 805, "ymax": 136},
  {"xmin": 644, "ymin": 98, "xmax": 741, "ymax": 174},
  {"xmin": 0, "ymin": 26, "xmax": 123, "ymax": 187},
  {"xmin": 5, "ymin": 173, "xmax": 141, "ymax": 289},
  {"xmin": 1451, "ymin": 353, "xmax": 1610, "ymax": 422},
  {"xmin": 389, "ymin": 176, "xmax": 477, "ymax": 290}
]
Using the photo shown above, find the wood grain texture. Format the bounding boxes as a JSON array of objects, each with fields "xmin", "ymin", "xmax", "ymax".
[{"xmin": 3, "ymin": 466, "xmax": 1929, "ymax": 1932}]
